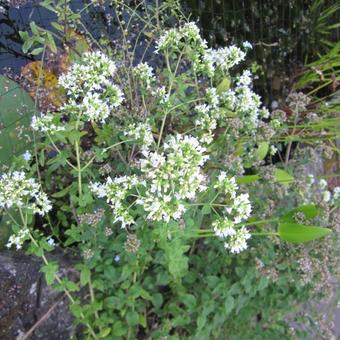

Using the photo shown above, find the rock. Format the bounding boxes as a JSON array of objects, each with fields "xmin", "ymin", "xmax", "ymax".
[{"xmin": 0, "ymin": 250, "xmax": 80, "ymax": 340}]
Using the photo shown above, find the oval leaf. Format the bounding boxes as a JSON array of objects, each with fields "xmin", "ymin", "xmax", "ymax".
[
  {"xmin": 278, "ymin": 222, "xmax": 331, "ymax": 243},
  {"xmin": 257, "ymin": 142, "xmax": 269, "ymax": 160},
  {"xmin": 217, "ymin": 77, "xmax": 231, "ymax": 94},
  {"xmin": 236, "ymin": 175, "xmax": 260, "ymax": 184},
  {"xmin": 274, "ymin": 168, "xmax": 294, "ymax": 185}
]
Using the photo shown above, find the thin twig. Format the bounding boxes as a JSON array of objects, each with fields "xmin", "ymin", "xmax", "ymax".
[{"xmin": 19, "ymin": 294, "xmax": 67, "ymax": 340}]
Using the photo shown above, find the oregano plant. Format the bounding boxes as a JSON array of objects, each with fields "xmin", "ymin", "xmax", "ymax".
[{"xmin": 1, "ymin": 2, "xmax": 338, "ymax": 338}]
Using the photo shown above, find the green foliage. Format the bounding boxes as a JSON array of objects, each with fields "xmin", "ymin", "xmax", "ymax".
[
  {"xmin": 0, "ymin": 75, "xmax": 35, "ymax": 165},
  {"xmin": 278, "ymin": 222, "xmax": 332, "ymax": 243},
  {"xmin": 1, "ymin": 1, "xmax": 338, "ymax": 339}
]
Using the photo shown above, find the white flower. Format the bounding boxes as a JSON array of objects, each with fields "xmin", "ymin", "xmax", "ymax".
[
  {"xmin": 90, "ymin": 175, "xmax": 138, "ymax": 228},
  {"xmin": 242, "ymin": 41, "xmax": 252, "ymax": 49},
  {"xmin": 133, "ymin": 62, "xmax": 155, "ymax": 89},
  {"xmin": 31, "ymin": 114, "xmax": 65, "ymax": 134},
  {"xmin": 333, "ymin": 187, "xmax": 340, "ymax": 201},
  {"xmin": 6, "ymin": 228, "xmax": 30, "ymax": 250},
  {"xmin": 153, "ymin": 86, "xmax": 170, "ymax": 105},
  {"xmin": 155, "ymin": 28, "xmax": 181, "ymax": 53},
  {"xmin": 141, "ymin": 134, "xmax": 208, "ymax": 200},
  {"xmin": 322, "ymin": 191, "xmax": 331, "ymax": 203},
  {"xmin": 232, "ymin": 193, "xmax": 252, "ymax": 221},
  {"xmin": 0, "ymin": 171, "xmax": 52, "ymax": 216},
  {"xmin": 59, "ymin": 50, "xmax": 117, "ymax": 98},
  {"xmin": 237, "ymin": 70, "xmax": 252, "ymax": 87},
  {"xmin": 319, "ymin": 179, "xmax": 328, "ymax": 189},
  {"xmin": 214, "ymin": 174, "xmax": 238, "ymax": 199},
  {"xmin": 213, "ymin": 172, "xmax": 252, "ymax": 233},
  {"xmin": 47, "ymin": 237, "xmax": 55, "ymax": 247},
  {"xmin": 206, "ymin": 88, "xmax": 219, "ymax": 108},
  {"xmin": 270, "ymin": 145, "xmax": 278, "ymax": 156},
  {"xmin": 23, "ymin": 150, "xmax": 32, "ymax": 161},
  {"xmin": 82, "ymin": 91, "xmax": 111, "ymax": 123},
  {"xmin": 89, "ymin": 182, "xmax": 107, "ymax": 198},
  {"xmin": 212, "ymin": 218, "xmax": 236, "ymax": 238},
  {"xmin": 155, "ymin": 22, "xmax": 206, "ymax": 53},
  {"xmin": 124, "ymin": 122, "xmax": 154, "ymax": 149},
  {"xmin": 224, "ymin": 226, "xmax": 251, "ymax": 254},
  {"xmin": 206, "ymin": 45, "xmax": 246, "ymax": 72}
]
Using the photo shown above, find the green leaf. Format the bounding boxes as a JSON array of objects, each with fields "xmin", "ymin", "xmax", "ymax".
[
  {"xmin": 31, "ymin": 47, "xmax": 44, "ymax": 55},
  {"xmin": 278, "ymin": 222, "xmax": 332, "ymax": 243},
  {"xmin": 99, "ymin": 327, "xmax": 111, "ymax": 338},
  {"xmin": 40, "ymin": 262, "xmax": 58, "ymax": 285},
  {"xmin": 143, "ymin": 31, "xmax": 154, "ymax": 39},
  {"xmin": 140, "ymin": 288, "xmax": 152, "ymax": 301},
  {"xmin": 139, "ymin": 314, "xmax": 147, "ymax": 328},
  {"xmin": 126, "ymin": 310, "xmax": 139, "ymax": 326},
  {"xmin": 112, "ymin": 321, "xmax": 127, "ymax": 336},
  {"xmin": 281, "ymin": 204, "xmax": 320, "ymax": 223},
  {"xmin": 236, "ymin": 175, "xmax": 260, "ymax": 184},
  {"xmin": 19, "ymin": 31, "xmax": 29, "ymax": 41},
  {"xmin": 181, "ymin": 294, "xmax": 197, "ymax": 309},
  {"xmin": 202, "ymin": 205, "xmax": 211, "ymax": 215},
  {"xmin": 256, "ymin": 142, "xmax": 269, "ymax": 160},
  {"xmin": 46, "ymin": 32, "xmax": 57, "ymax": 53},
  {"xmin": 80, "ymin": 267, "xmax": 91, "ymax": 286},
  {"xmin": 216, "ymin": 77, "xmax": 231, "ymax": 94},
  {"xmin": 69, "ymin": 301, "xmax": 82, "ymax": 318},
  {"xmin": 22, "ymin": 39, "xmax": 33, "ymax": 53},
  {"xmin": 0, "ymin": 214, "xmax": 12, "ymax": 248},
  {"xmin": 274, "ymin": 168, "xmax": 294, "ymax": 184},
  {"xmin": 152, "ymin": 293, "xmax": 163, "ymax": 310},
  {"xmin": 65, "ymin": 279, "xmax": 79, "ymax": 292},
  {"xmin": 160, "ymin": 237, "xmax": 189, "ymax": 281},
  {"xmin": 0, "ymin": 76, "xmax": 35, "ymax": 165},
  {"xmin": 51, "ymin": 22, "xmax": 64, "ymax": 32},
  {"xmin": 51, "ymin": 184, "xmax": 72, "ymax": 198},
  {"xmin": 224, "ymin": 295, "xmax": 235, "ymax": 315},
  {"xmin": 30, "ymin": 22, "xmax": 39, "ymax": 35}
]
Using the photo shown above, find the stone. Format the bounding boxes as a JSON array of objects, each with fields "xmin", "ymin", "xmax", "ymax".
[{"xmin": 0, "ymin": 249, "xmax": 80, "ymax": 339}]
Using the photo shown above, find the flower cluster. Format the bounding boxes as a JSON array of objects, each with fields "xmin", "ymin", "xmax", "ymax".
[
  {"xmin": 212, "ymin": 172, "xmax": 252, "ymax": 253},
  {"xmin": 91, "ymin": 134, "xmax": 208, "ymax": 225},
  {"xmin": 0, "ymin": 171, "xmax": 52, "ymax": 216},
  {"xmin": 133, "ymin": 62, "xmax": 155, "ymax": 89},
  {"xmin": 224, "ymin": 227, "xmax": 251, "ymax": 254},
  {"xmin": 152, "ymin": 86, "xmax": 170, "ymax": 106},
  {"xmin": 155, "ymin": 23, "xmax": 265, "ymax": 138},
  {"xmin": 58, "ymin": 51, "xmax": 123, "ymax": 124},
  {"xmin": 90, "ymin": 175, "xmax": 138, "ymax": 228},
  {"xmin": 124, "ymin": 122, "xmax": 154, "ymax": 150},
  {"xmin": 31, "ymin": 113, "xmax": 65, "ymax": 134},
  {"xmin": 6, "ymin": 228, "xmax": 30, "ymax": 250},
  {"xmin": 59, "ymin": 51, "xmax": 117, "ymax": 98},
  {"xmin": 155, "ymin": 22, "xmax": 207, "ymax": 54},
  {"xmin": 138, "ymin": 134, "xmax": 208, "ymax": 222},
  {"xmin": 205, "ymin": 45, "xmax": 246, "ymax": 73}
]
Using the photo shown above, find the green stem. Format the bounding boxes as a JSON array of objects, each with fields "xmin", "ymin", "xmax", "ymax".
[
  {"xmin": 47, "ymin": 133, "xmax": 76, "ymax": 169},
  {"xmin": 242, "ymin": 218, "xmax": 279, "ymax": 227},
  {"xmin": 75, "ymin": 141, "xmax": 82, "ymax": 198},
  {"xmin": 88, "ymin": 278, "xmax": 99, "ymax": 320},
  {"xmin": 251, "ymin": 232, "xmax": 279, "ymax": 236},
  {"xmin": 157, "ymin": 48, "xmax": 185, "ymax": 148},
  {"xmin": 81, "ymin": 140, "xmax": 132, "ymax": 171}
]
